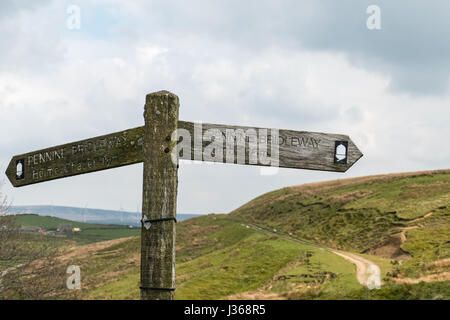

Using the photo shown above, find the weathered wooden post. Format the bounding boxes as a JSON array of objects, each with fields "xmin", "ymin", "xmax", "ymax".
[
  {"xmin": 5, "ymin": 89, "xmax": 363, "ymax": 300},
  {"xmin": 140, "ymin": 91, "xmax": 179, "ymax": 300}
]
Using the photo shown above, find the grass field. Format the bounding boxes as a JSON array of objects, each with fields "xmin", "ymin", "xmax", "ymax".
[{"xmin": 13, "ymin": 214, "xmax": 140, "ymax": 244}]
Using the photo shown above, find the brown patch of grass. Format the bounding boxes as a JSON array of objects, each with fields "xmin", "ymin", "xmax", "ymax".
[
  {"xmin": 389, "ymin": 272, "xmax": 450, "ymax": 284},
  {"xmin": 289, "ymin": 169, "xmax": 450, "ymax": 194},
  {"xmin": 55, "ymin": 236, "xmax": 135, "ymax": 263},
  {"xmin": 427, "ymin": 258, "xmax": 450, "ymax": 269},
  {"xmin": 425, "ymin": 259, "xmax": 450, "ymax": 275},
  {"xmin": 282, "ymin": 284, "xmax": 322, "ymax": 300},
  {"xmin": 329, "ymin": 190, "xmax": 374, "ymax": 204},
  {"xmin": 224, "ymin": 290, "xmax": 285, "ymax": 300}
]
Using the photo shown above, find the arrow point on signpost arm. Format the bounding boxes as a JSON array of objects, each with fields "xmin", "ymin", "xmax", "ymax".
[
  {"xmin": 343, "ymin": 137, "xmax": 363, "ymax": 172},
  {"xmin": 5, "ymin": 157, "xmax": 20, "ymax": 187}
]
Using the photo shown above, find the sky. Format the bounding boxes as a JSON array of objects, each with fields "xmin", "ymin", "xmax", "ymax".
[{"xmin": 0, "ymin": 0, "xmax": 449, "ymax": 214}]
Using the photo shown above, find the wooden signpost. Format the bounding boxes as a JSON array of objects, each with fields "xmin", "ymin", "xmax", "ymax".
[{"xmin": 5, "ymin": 90, "xmax": 363, "ymax": 299}]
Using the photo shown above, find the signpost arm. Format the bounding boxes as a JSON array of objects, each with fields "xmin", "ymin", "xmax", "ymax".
[{"xmin": 140, "ymin": 91, "xmax": 179, "ymax": 300}]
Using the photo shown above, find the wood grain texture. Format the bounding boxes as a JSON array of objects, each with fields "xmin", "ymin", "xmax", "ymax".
[
  {"xmin": 5, "ymin": 126, "xmax": 144, "ymax": 187},
  {"xmin": 177, "ymin": 121, "xmax": 363, "ymax": 172},
  {"xmin": 5, "ymin": 121, "xmax": 362, "ymax": 187},
  {"xmin": 140, "ymin": 91, "xmax": 179, "ymax": 300}
]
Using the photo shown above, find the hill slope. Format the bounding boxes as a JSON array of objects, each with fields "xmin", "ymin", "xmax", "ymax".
[
  {"xmin": 2, "ymin": 169, "xmax": 449, "ymax": 299},
  {"xmin": 230, "ymin": 169, "xmax": 450, "ymax": 279},
  {"xmin": 10, "ymin": 215, "xmax": 374, "ymax": 300},
  {"xmin": 28, "ymin": 212, "xmax": 447, "ymax": 300}
]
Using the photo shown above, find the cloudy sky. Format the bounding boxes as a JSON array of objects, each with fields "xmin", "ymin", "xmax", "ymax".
[{"xmin": 1, "ymin": 0, "xmax": 449, "ymax": 214}]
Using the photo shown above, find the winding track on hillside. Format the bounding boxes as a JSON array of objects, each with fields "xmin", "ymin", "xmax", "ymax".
[
  {"xmin": 329, "ymin": 250, "xmax": 377, "ymax": 286},
  {"xmin": 229, "ymin": 218, "xmax": 379, "ymax": 287}
]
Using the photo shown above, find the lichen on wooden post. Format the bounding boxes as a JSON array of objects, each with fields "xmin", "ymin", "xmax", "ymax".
[{"xmin": 140, "ymin": 90, "xmax": 179, "ymax": 300}]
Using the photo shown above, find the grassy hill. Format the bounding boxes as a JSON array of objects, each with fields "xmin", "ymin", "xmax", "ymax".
[
  {"xmin": 0, "ymin": 214, "xmax": 141, "ymax": 276},
  {"xmin": 44, "ymin": 212, "xmax": 447, "ymax": 300},
  {"xmin": 8, "ymin": 205, "xmax": 199, "ymax": 226},
  {"xmin": 229, "ymin": 169, "xmax": 450, "ymax": 280},
  {"xmin": 22, "ymin": 215, "xmax": 368, "ymax": 300},
  {"xmin": 2, "ymin": 169, "xmax": 449, "ymax": 300},
  {"xmin": 13, "ymin": 214, "xmax": 140, "ymax": 244}
]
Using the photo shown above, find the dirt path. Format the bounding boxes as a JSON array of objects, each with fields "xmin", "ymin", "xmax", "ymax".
[
  {"xmin": 408, "ymin": 211, "xmax": 433, "ymax": 224},
  {"xmin": 383, "ymin": 210, "xmax": 449, "ymax": 284},
  {"xmin": 397, "ymin": 211, "xmax": 433, "ymax": 244},
  {"xmin": 330, "ymin": 250, "xmax": 378, "ymax": 286},
  {"xmin": 232, "ymin": 219, "xmax": 380, "ymax": 288}
]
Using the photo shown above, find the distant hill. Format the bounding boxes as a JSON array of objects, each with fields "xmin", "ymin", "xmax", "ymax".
[
  {"xmin": 11, "ymin": 214, "xmax": 141, "ymax": 244},
  {"xmin": 7, "ymin": 205, "xmax": 200, "ymax": 226}
]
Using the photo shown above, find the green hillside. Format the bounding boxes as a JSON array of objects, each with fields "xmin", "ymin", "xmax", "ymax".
[
  {"xmin": 57, "ymin": 213, "xmax": 447, "ymax": 300},
  {"xmin": 230, "ymin": 170, "xmax": 450, "ymax": 278},
  {"xmin": 0, "ymin": 214, "xmax": 140, "ymax": 276},
  {"xmin": 2, "ymin": 169, "xmax": 449, "ymax": 300},
  {"xmin": 13, "ymin": 214, "xmax": 140, "ymax": 244},
  {"xmin": 33, "ymin": 215, "xmax": 368, "ymax": 300}
]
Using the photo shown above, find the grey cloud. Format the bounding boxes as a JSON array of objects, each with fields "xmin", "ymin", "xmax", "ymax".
[
  {"xmin": 0, "ymin": 0, "xmax": 51, "ymax": 18},
  {"xmin": 128, "ymin": 0, "xmax": 450, "ymax": 95},
  {"xmin": 292, "ymin": 0, "xmax": 450, "ymax": 95},
  {"xmin": 1, "ymin": 1, "xmax": 449, "ymax": 214},
  {"xmin": 0, "ymin": 0, "xmax": 66, "ymax": 73}
]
